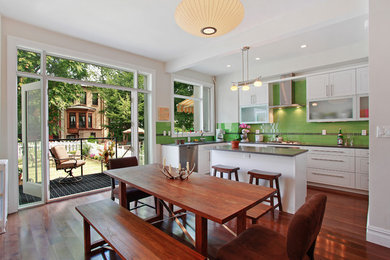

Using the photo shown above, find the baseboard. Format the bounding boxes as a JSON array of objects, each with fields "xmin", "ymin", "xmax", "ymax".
[
  {"xmin": 367, "ymin": 225, "xmax": 390, "ymax": 248},
  {"xmin": 307, "ymin": 183, "xmax": 368, "ymax": 199}
]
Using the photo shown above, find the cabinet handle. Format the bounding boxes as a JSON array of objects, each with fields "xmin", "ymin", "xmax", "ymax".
[
  {"xmin": 311, "ymin": 158, "xmax": 345, "ymax": 163},
  {"xmin": 331, "ymin": 84, "xmax": 334, "ymax": 96},
  {"xmin": 312, "ymin": 172, "xmax": 345, "ymax": 178},
  {"xmin": 312, "ymin": 150, "xmax": 346, "ymax": 154},
  {"xmin": 325, "ymin": 85, "xmax": 329, "ymax": 96}
]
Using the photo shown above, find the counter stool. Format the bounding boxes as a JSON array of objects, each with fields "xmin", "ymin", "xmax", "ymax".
[
  {"xmin": 211, "ymin": 164, "xmax": 240, "ymax": 181},
  {"xmin": 247, "ymin": 169, "xmax": 283, "ymax": 223}
]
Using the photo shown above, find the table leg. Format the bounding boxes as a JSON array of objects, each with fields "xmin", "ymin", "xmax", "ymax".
[
  {"xmin": 119, "ymin": 181, "xmax": 127, "ymax": 208},
  {"xmin": 236, "ymin": 211, "xmax": 246, "ymax": 235},
  {"xmin": 83, "ymin": 219, "xmax": 91, "ymax": 256},
  {"xmin": 195, "ymin": 214, "xmax": 208, "ymax": 257}
]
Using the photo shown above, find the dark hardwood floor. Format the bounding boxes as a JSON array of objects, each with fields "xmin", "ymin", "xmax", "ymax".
[{"xmin": 1, "ymin": 187, "xmax": 389, "ymax": 260}]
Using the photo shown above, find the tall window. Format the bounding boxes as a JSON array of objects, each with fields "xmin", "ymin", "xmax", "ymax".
[
  {"xmin": 80, "ymin": 92, "xmax": 87, "ymax": 105},
  {"xmin": 69, "ymin": 113, "xmax": 76, "ymax": 128},
  {"xmin": 79, "ymin": 113, "xmax": 86, "ymax": 128},
  {"xmin": 173, "ymin": 80, "xmax": 213, "ymax": 134},
  {"xmin": 88, "ymin": 114, "xmax": 93, "ymax": 128},
  {"xmin": 92, "ymin": 93, "xmax": 99, "ymax": 105}
]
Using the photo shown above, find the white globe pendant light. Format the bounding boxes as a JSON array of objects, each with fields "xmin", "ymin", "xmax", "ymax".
[{"xmin": 175, "ymin": 0, "xmax": 245, "ymax": 37}]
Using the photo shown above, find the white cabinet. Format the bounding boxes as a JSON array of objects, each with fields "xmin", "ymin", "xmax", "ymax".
[
  {"xmin": 307, "ymin": 97, "xmax": 355, "ymax": 122},
  {"xmin": 239, "ymin": 84, "xmax": 268, "ymax": 106},
  {"xmin": 355, "ymin": 150, "xmax": 369, "ymax": 191},
  {"xmin": 330, "ymin": 70, "xmax": 356, "ymax": 97},
  {"xmin": 356, "ymin": 67, "xmax": 369, "ymax": 94},
  {"xmin": 307, "ymin": 69, "xmax": 356, "ymax": 100},
  {"xmin": 240, "ymin": 105, "xmax": 269, "ymax": 124},
  {"xmin": 161, "ymin": 145, "xmax": 179, "ymax": 168}
]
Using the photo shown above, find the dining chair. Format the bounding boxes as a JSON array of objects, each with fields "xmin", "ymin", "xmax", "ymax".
[
  {"xmin": 217, "ymin": 193, "xmax": 327, "ymax": 260},
  {"xmin": 108, "ymin": 157, "xmax": 157, "ymax": 212}
]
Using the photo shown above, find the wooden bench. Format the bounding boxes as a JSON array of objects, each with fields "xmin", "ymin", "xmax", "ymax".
[{"xmin": 76, "ymin": 199, "xmax": 205, "ymax": 260}]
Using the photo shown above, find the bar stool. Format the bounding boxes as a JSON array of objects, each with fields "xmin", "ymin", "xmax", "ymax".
[
  {"xmin": 246, "ymin": 169, "xmax": 283, "ymax": 223},
  {"xmin": 211, "ymin": 164, "xmax": 240, "ymax": 181}
]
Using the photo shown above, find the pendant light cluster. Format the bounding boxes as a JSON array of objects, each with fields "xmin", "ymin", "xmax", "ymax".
[
  {"xmin": 230, "ymin": 46, "xmax": 263, "ymax": 91},
  {"xmin": 174, "ymin": 0, "xmax": 244, "ymax": 38}
]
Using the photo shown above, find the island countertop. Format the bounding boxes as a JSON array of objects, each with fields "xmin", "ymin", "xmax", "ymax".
[{"xmin": 209, "ymin": 145, "xmax": 308, "ymax": 157}]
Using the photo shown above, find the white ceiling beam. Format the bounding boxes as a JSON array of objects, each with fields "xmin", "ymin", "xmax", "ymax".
[{"xmin": 165, "ymin": 0, "xmax": 368, "ymax": 73}]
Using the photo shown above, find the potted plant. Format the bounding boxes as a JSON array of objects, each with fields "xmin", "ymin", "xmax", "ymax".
[
  {"xmin": 231, "ymin": 139, "xmax": 240, "ymax": 149},
  {"xmin": 239, "ymin": 123, "xmax": 251, "ymax": 142}
]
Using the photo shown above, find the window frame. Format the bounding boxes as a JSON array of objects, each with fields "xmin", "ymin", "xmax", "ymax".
[
  {"xmin": 92, "ymin": 93, "xmax": 99, "ymax": 106},
  {"xmin": 69, "ymin": 112, "xmax": 76, "ymax": 128},
  {"xmin": 171, "ymin": 76, "xmax": 214, "ymax": 137},
  {"xmin": 88, "ymin": 113, "xmax": 93, "ymax": 128}
]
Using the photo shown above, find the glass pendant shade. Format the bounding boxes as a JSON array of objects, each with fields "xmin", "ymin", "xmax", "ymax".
[
  {"xmin": 254, "ymin": 79, "xmax": 263, "ymax": 87},
  {"xmin": 175, "ymin": 0, "xmax": 244, "ymax": 37},
  {"xmin": 242, "ymin": 85, "xmax": 250, "ymax": 91},
  {"xmin": 230, "ymin": 84, "xmax": 238, "ymax": 91}
]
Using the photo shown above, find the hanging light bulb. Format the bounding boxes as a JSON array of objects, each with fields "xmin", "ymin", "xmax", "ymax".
[
  {"xmin": 254, "ymin": 78, "xmax": 263, "ymax": 87},
  {"xmin": 242, "ymin": 85, "xmax": 250, "ymax": 91},
  {"xmin": 230, "ymin": 84, "xmax": 238, "ymax": 91}
]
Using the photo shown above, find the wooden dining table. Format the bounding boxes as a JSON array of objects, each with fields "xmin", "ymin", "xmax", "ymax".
[{"xmin": 104, "ymin": 163, "xmax": 276, "ymax": 257}]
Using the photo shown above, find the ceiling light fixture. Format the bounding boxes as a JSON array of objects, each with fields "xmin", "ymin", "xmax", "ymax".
[
  {"xmin": 227, "ymin": 64, "xmax": 232, "ymax": 68},
  {"xmin": 255, "ymin": 57, "xmax": 261, "ymax": 61},
  {"xmin": 300, "ymin": 44, "xmax": 307, "ymax": 49},
  {"xmin": 175, "ymin": 0, "xmax": 244, "ymax": 38},
  {"xmin": 230, "ymin": 46, "xmax": 263, "ymax": 91}
]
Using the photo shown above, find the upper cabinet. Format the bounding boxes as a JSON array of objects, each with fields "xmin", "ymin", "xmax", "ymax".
[
  {"xmin": 239, "ymin": 84, "xmax": 269, "ymax": 106},
  {"xmin": 239, "ymin": 84, "xmax": 270, "ymax": 123},
  {"xmin": 307, "ymin": 69, "xmax": 356, "ymax": 100},
  {"xmin": 356, "ymin": 67, "xmax": 369, "ymax": 94}
]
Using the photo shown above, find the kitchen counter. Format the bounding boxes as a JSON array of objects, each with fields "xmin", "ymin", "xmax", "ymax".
[
  {"xmin": 209, "ymin": 145, "xmax": 308, "ymax": 157},
  {"xmin": 209, "ymin": 145, "xmax": 307, "ymax": 214},
  {"xmin": 162, "ymin": 141, "xmax": 227, "ymax": 146},
  {"xmin": 244, "ymin": 141, "xmax": 369, "ymax": 149}
]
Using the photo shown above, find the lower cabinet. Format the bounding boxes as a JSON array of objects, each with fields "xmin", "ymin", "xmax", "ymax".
[{"xmin": 307, "ymin": 168, "xmax": 355, "ymax": 189}]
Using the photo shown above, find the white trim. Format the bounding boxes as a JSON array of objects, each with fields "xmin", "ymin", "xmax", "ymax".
[
  {"xmin": 6, "ymin": 36, "xmax": 157, "ymax": 211},
  {"xmin": 171, "ymin": 76, "xmax": 215, "ymax": 137},
  {"xmin": 367, "ymin": 225, "xmax": 390, "ymax": 248}
]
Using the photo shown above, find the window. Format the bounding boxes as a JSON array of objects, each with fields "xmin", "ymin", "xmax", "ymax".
[
  {"xmin": 66, "ymin": 134, "xmax": 76, "ymax": 139},
  {"xmin": 79, "ymin": 113, "xmax": 86, "ymax": 128},
  {"xmin": 88, "ymin": 114, "xmax": 92, "ymax": 128},
  {"xmin": 92, "ymin": 93, "xmax": 99, "ymax": 105},
  {"xmin": 80, "ymin": 92, "xmax": 87, "ymax": 105},
  {"xmin": 69, "ymin": 113, "xmax": 76, "ymax": 128},
  {"xmin": 173, "ymin": 80, "xmax": 213, "ymax": 134},
  {"xmin": 90, "ymin": 132, "xmax": 96, "ymax": 138}
]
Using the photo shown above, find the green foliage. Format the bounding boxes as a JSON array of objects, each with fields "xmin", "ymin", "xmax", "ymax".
[
  {"xmin": 174, "ymin": 81, "xmax": 194, "ymax": 131},
  {"xmin": 81, "ymin": 143, "xmax": 91, "ymax": 157},
  {"xmin": 88, "ymin": 136, "xmax": 98, "ymax": 143}
]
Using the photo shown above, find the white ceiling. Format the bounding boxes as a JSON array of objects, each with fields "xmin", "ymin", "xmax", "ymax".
[{"xmin": 0, "ymin": 0, "xmax": 368, "ymax": 75}]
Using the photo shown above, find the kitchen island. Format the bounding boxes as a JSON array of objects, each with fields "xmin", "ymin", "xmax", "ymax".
[{"xmin": 209, "ymin": 145, "xmax": 308, "ymax": 214}]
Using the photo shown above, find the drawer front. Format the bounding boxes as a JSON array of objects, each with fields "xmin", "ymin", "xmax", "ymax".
[
  {"xmin": 355, "ymin": 149, "xmax": 369, "ymax": 157},
  {"xmin": 356, "ymin": 157, "xmax": 369, "ymax": 174},
  {"xmin": 309, "ymin": 146, "xmax": 355, "ymax": 156},
  {"xmin": 308, "ymin": 153, "xmax": 355, "ymax": 172},
  {"xmin": 307, "ymin": 168, "xmax": 355, "ymax": 188},
  {"xmin": 356, "ymin": 173, "xmax": 369, "ymax": 191}
]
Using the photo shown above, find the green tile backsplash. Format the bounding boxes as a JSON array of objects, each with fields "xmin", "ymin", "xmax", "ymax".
[{"xmin": 218, "ymin": 80, "xmax": 369, "ymax": 146}]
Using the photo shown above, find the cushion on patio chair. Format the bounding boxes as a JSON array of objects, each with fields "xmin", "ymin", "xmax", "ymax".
[
  {"xmin": 57, "ymin": 159, "xmax": 86, "ymax": 170},
  {"xmin": 51, "ymin": 145, "xmax": 71, "ymax": 163}
]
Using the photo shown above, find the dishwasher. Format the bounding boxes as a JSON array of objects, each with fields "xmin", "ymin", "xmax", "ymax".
[{"xmin": 179, "ymin": 145, "xmax": 198, "ymax": 172}]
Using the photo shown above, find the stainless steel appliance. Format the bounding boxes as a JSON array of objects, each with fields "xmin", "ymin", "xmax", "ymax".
[{"xmin": 179, "ymin": 145, "xmax": 198, "ymax": 172}]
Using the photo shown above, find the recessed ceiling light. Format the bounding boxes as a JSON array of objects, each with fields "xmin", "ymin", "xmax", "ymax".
[
  {"xmin": 300, "ymin": 44, "xmax": 307, "ymax": 49},
  {"xmin": 226, "ymin": 64, "xmax": 231, "ymax": 68},
  {"xmin": 255, "ymin": 57, "xmax": 260, "ymax": 61}
]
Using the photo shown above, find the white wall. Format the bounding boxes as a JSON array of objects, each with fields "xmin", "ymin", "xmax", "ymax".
[{"xmin": 367, "ymin": 0, "xmax": 390, "ymax": 248}]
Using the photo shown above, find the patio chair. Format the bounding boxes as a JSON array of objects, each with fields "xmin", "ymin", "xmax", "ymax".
[
  {"xmin": 50, "ymin": 145, "xmax": 85, "ymax": 183},
  {"xmin": 108, "ymin": 157, "xmax": 157, "ymax": 212}
]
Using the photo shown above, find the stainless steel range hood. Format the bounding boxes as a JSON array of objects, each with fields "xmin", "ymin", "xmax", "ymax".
[{"xmin": 269, "ymin": 73, "xmax": 303, "ymax": 109}]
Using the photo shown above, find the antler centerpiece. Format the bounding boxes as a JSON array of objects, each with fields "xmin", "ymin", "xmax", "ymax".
[{"xmin": 161, "ymin": 159, "xmax": 195, "ymax": 180}]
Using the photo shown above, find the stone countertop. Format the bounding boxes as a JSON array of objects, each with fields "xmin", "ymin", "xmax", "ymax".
[
  {"xmin": 162, "ymin": 141, "xmax": 228, "ymax": 146},
  {"xmin": 242, "ymin": 142, "xmax": 369, "ymax": 149},
  {"xmin": 208, "ymin": 145, "xmax": 308, "ymax": 157}
]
